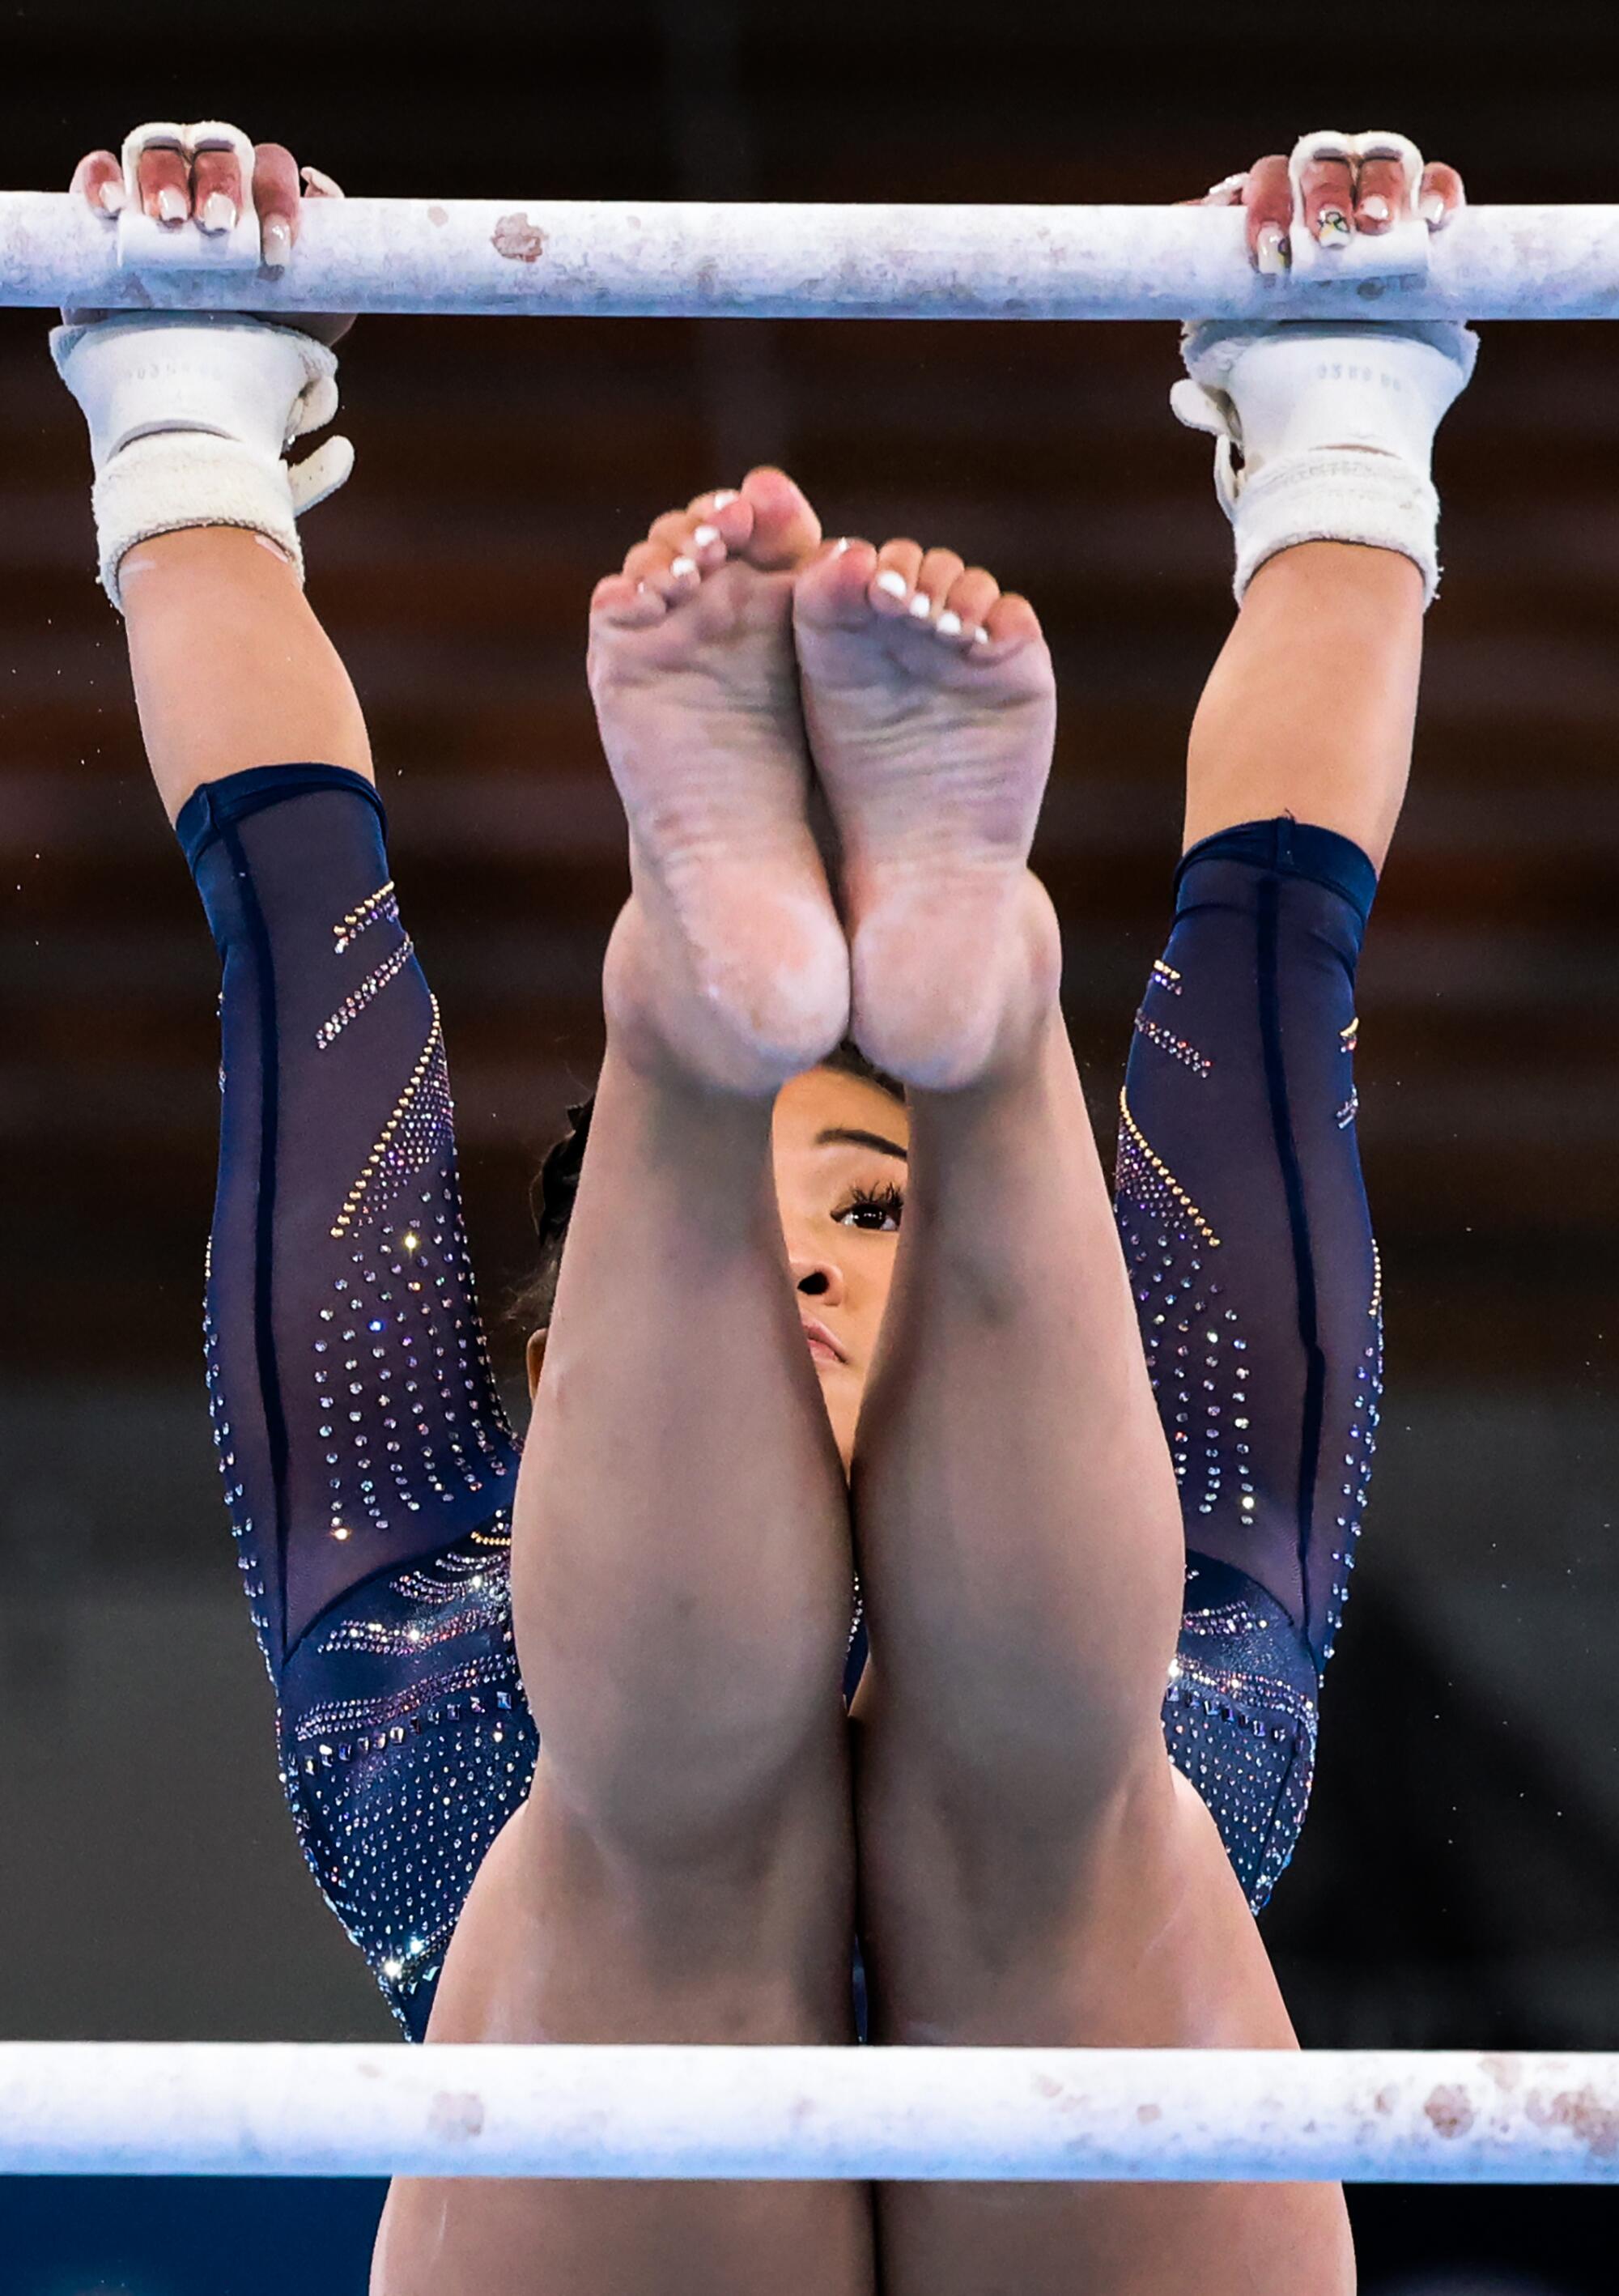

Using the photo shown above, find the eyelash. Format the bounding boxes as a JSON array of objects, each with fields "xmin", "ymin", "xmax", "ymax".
[{"xmin": 833, "ymin": 1180, "xmax": 905, "ymax": 1234}]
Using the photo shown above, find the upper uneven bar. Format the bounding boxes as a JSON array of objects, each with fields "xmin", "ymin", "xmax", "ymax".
[
  {"xmin": 2, "ymin": 2045, "xmax": 1617, "ymax": 2180},
  {"xmin": 2, "ymin": 193, "xmax": 1618, "ymax": 319}
]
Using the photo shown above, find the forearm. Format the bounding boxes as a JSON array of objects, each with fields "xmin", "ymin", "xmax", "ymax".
[
  {"xmin": 122, "ymin": 525, "xmax": 372, "ymax": 821},
  {"xmin": 1183, "ymin": 540, "xmax": 1422, "ymax": 870}
]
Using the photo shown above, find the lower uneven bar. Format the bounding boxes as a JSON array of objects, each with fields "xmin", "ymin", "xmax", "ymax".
[{"xmin": 0, "ymin": 2047, "xmax": 1616, "ymax": 2181}]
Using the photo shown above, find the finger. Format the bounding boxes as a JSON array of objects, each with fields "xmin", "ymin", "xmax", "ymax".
[
  {"xmin": 137, "ymin": 140, "xmax": 192, "ymax": 225},
  {"xmin": 1242, "ymin": 153, "xmax": 1293, "ymax": 271},
  {"xmin": 253, "ymin": 142, "xmax": 303, "ymax": 267},
  {"xmin": 942, "ymin": 566, "xmax": 1000, "ymax": 638},
  {"xmin": 1353, "ymin": 155, "xmax": 1408, "ymax": 236},
  {"xmin": 70, "ymin": 150, "xmax": 125, "ymax": 217},
  {"xmin": 192, "ymin": 147, "xmax": 244, "ymax": 235},
  {"xmin": 912, "ymin": 546, "xmax": 966, "ymax": 623},
  {"xmin": 1298, "ymin": 152, "xmax": 1356, "ymax": 245},
  {"xmin": 301, "ymin": 164, "xmax": 345, "ymax": 200},
  {"xmin": 1419, "ymin": 160, "xmax": 1465, "ymax": 231},
  {"xmin": 869, "ymin": 538, "xmax": 924, "ymax": 615}
]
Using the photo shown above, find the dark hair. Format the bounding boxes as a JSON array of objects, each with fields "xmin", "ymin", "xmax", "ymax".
[{"xmin": 509, "ymin": 1042, "xmax": 905, "ymax": 1335}]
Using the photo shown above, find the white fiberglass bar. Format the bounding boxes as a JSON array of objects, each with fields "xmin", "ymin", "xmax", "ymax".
[
  {"xmin": 1, "ymin": 2045, "xmax": 1617, "ymax": 2181},
  {"xmin": 3, "ymin": 193, "xmax": 1619, "ymax": 320}
]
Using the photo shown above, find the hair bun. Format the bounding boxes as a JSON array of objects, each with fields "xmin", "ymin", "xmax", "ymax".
[{"xmin": 529, "ymin": 1094, "xmax": 596, "ymax": 1244}]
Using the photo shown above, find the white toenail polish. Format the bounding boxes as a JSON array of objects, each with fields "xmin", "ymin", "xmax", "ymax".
[
  {"xmin": 936, "ymin": 610, "xmax": 962, "ymax": 636},
  {"xmin": 833, "ymin": 537, "xmax": 852, "ymax": 555},
  {"xmin": 908, "ymin": 592, "xmax": 933, "ymax": 619},
  {"xmin": 156, "ymin": 185, "xmax": 188, "ymax": 223},
  {"xmin": 973, "ymin": 627, "xmax": 992, "ymax": 646},
  {"xmin": 1421, "ymin": 192, "xmax": 1447, "ymax": 227},
  {"xmin": 875, "ymin": 570, "xmax": 909, "ymax": 599},
  {"xmin": 692, "ymin": 524, "xmax": 720, "ymax": 547},
  {"xmin": 98, "ymin": 180, "xmax": 126, "ymax": 216},
  {"xmin": 202, "ymin": 191, "xmax": 237, "ymax": 234},
  {"xmin": 671, "ymin": 555, "xmax": 698, "ymax": 579},
  {"xmin": 1361, "ymin": 194, "xmax": 1390, "ymax": 223},
  {"xmin": 711, "ymin": 491, "xmax": 740, "ymax": 508}
]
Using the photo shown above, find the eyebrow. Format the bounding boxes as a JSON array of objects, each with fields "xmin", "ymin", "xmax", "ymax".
[{"xmin": 815, "ymin": 1125, "xmax": 908, "ymax": 1162}]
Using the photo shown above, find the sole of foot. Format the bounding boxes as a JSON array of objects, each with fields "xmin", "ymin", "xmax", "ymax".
[
  {"xmin": 588, "ymin": 467, "xmax": 851, "ymax": 1096},
  {"xmin": 793, "ymin": 534, "xmax": 1060, "ymax": 1091}
]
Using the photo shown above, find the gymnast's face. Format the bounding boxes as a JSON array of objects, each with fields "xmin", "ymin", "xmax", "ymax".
[{"xmin": 771, "ymin": 1065, "xmax": 909, "ymax": 1472}]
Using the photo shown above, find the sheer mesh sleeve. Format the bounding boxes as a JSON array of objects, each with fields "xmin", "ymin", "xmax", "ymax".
[
  {"xmin": 179, "ymin": 763, "xmax": 538, "ymax": 2035},
  {"xmin": 1113, "ymin": 817, "xmax": 1382, "ymax": 1909}
]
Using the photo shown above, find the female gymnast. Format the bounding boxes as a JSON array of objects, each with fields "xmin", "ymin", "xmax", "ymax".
[{"xmin": 56, "ymin": 121, "xmax": 1472, "ymax": 2295}]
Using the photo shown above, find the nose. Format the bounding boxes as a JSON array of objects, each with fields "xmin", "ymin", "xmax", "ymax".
[{"xmin": 789, "ymin": 1252, "xmax": 845, "ymax": 1307}]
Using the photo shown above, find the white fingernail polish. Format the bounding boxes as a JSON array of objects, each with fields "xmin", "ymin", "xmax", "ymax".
[
  {"xmin": 1317, "ymin": 208, "xmax": 1351, "ymax": 244},
  {"xmin": 935, "ymin": 609, "xmax": 962, "ymax": 636},
  {"xmin": 1256, "ymin": 223, "xmax": 1289, "ymax": 276},
  {"xmin": 692, "ymin": 524, "xmax": 720, "ymax": 548},
  {"xmin": 156, "ymin": 185, "xmax": 188, "ymax": 224},
  {"xmin": 908, "ymin": 591, "xmax": 933, "ymax": 619},
  {"xmin": 262, "ymin": 218, "xmax": 292, "ymax": 266},
  {"xmin": 98, "ymin": 181, "xmax": 126, "ymax": 217},
  {"xmin": 1361, "ymin": 194, "xmax": 1391, "ymax": 223},
  {"xmin": 710, "ymin": 490, "xmax": 740, "ymax": 508},
  {"xmin": 670, "ymin": 555, "xmax": 698, "ymax": 579},
  {"xmin": 202, "ymin": 191, "xmax": 237, "ymax": 234},
  {"xmin": 875, "ymin": 570, "xmax": 908, "ymax": 599},
  {"xmin": 1421, "ymin": 193, "xmax": 1447, "ymax": 227}
]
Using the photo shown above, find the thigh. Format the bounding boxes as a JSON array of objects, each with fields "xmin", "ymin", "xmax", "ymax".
[
  {"xmin": 373, "ymin": 1767, "xmax": 876, "ymax": 2296},
  {"xmin": 859, "ymin": 1744, "xmax": 1353, "ymax": 2296}
]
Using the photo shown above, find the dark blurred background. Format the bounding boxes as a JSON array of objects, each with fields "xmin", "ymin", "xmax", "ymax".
[{"xmin": 2, "ymin": 1, "xmax": 1616, "ymax": 2289}]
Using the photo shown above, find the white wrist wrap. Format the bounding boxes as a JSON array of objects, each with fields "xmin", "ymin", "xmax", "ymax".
[
  {"xmin": 50, "ymin": 311, "xmax": 352, "ymax": 608},
  {"xmin": 1172, "ymin": 321, "xmax": 1477, "ymax": 606}
]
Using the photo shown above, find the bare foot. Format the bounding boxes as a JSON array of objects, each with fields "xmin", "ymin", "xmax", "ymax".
[
  {"xmin": 588, "ymin": 468, "xmax": 849, "ymax": 1094},
  {"xmin": 793, "ymin": 536, "xmax": 1060, "ymax": 1089}
]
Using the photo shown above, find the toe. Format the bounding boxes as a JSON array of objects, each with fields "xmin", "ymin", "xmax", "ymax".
[
  {"xmin": 869, "ymin": 539, "xmax": 924, "ymax": 616},
  {"xmin": 591, "ymin": 572, "xmax": 667, "ymax": 627},
  {"xmin": 793, "ymin": 536, "xmax": 879, "ymax": 629},
  {"xmin": 684, "ymin": 487, "xmax": 755, "ymax": 554},
  {"xmin": 738, "ymin": 466, "xmax": 822, "ymax": 572},
  {"xmin": 945, "ymin": 566, "xmax": 1000, "ymax": 636},
  {"xmin": 915, "ymin": 547, "xmax": 966, "ymax": 620},
  {"xmin": 624, "ymin": 538, "xmax": 698, "ymax": 598},
  {"xmin": 980, "ymin": 591, "xmax": 1043, "ymax": 650},
  {"xmin": 650, "ymin": 507, "xmax": 729, "ymax": 569}
]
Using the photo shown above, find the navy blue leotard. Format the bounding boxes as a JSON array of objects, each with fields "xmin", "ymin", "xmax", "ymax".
[{"xmin": 178, "ymin": 764, "xmax": 1379, "ymax": 2041}]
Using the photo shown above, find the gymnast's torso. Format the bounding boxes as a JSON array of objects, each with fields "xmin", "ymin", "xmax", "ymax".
[{"xmin": 181, "ymin": 758, "xmax": 1378, "ymax": 2041}]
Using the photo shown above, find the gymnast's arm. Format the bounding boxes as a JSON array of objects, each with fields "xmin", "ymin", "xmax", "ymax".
[
  {"xmin": 57, "ymin": 130, "xmax": 534, "ymax": 2029},
  {"xmin": 1114, "ymin": 135, "xmax": 1472, "ymax": 1899}
]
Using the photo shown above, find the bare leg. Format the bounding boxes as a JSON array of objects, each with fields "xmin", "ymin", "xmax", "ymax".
[
  {"xmin": 121, "ymin": 526, "xmax": 372, "ymax": 818},
  {"xmin": 793, "ymin": 539, "xmax": 1357, "ymax": 2293},
  {"xmin": 375, "ymin": 473, "xmax": 873, "ymax": 2296},
  {"xmin": 1184, "ymin": 541, "xmax": 1423, "ymax": 863}
]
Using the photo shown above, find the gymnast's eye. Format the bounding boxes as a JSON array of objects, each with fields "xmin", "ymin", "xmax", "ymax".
[{"xmin": 832, "ymin": 1181, "xmax": 904, "ymax": 1234}]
